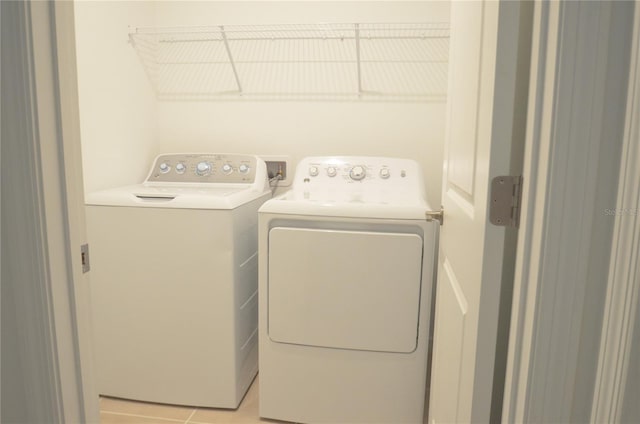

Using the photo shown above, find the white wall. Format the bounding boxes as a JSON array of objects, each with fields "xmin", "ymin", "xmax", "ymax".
[
  {"xmin": 74, "ymin": 1, "xmax": 158, "ymax": 194},
  {"xmin": 154, "ymin": 1, "xmax": 449, "ymax": 206},
  {"xmin": 157, "ymin": 102, "xmax": 445, "ymax": 203},
  {"xmin": 74, "ymin": 1, "xmax": 449, "ymax": 206}
]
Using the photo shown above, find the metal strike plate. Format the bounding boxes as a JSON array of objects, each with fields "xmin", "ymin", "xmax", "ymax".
[
  {"xmin": 490, "ymin": 175, "xmax": 522, "ymax": 227},
  {"xmin": 81, "ymin": 243, "xmax": 90, "ymax": 273}
]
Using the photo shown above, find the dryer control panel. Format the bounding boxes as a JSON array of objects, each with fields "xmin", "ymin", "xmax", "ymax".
[
  {"xmin": 295, "ymin": 156, "xmax": 422, "ymax": 188},
  {"xmin": 289, "ymin": 156, "xmax": 427, "ymax": 206},
  {"xmin": 146, "ymin": 154, "xmax": 262, "ymax": 184}
]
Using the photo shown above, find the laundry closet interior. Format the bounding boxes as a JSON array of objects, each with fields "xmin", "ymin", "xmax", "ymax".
[
  {"xmin": 74, "ymin": 1, "xmax": 451, "ymax": 423},
  {"xmin": 75, "ymin": 1, "xmax": 448, "ymax": 204}
]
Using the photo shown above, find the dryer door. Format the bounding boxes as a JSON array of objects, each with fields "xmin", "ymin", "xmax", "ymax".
[{"xmin": 268, "ymin": 227, "xmax": 423, "ymax": 353}]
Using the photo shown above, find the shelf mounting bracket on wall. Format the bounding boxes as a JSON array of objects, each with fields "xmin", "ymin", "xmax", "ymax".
[
  {"xmin": 220, "ymin": 25, "xmax": 243, "ymax": 94},
  {"xmin": 355, "ymin": 23, "xmax": 363, "ymax": 96}
]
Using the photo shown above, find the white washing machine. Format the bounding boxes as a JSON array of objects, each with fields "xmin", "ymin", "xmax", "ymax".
[
  {"xmin": 258, "ymin": 156, "xmax": 438, "ymax": 423},
  {"xmin": 86, "ymin": 153, "xmax": 270, "ymax": 408}
]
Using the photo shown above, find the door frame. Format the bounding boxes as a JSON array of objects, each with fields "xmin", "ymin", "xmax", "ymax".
[
  {"xmin": 6, "ymin": 1, "xmax": 637, "ymax": 423},
  {"xmin": 591, "ymin": 2, "xmax": 640, "ymax": 421},
  {"xmin": 503, "ymin": 1, "xmax": 638, "ymax": 422},
  {"xmin": 428, "ymin": 1, "xmax": 532, "ymax": 422},
  {"xmin": 1, "ymin": 1, "xmax": 98, "ymax": 422}
]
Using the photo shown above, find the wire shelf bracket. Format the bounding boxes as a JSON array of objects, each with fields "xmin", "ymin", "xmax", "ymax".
[{"xmin": 220, "ymin": 25, "xmax": 243, "ymax": 94}]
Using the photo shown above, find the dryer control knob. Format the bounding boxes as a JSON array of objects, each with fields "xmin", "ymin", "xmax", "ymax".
[
  {"xmin": 196, "ymin": 162, "xmax": 211, "ymax": 176},
  {"xmin": 159, "ymin": 162, "xmax": 171, "ymax": 173},
  {"xmin": 350, "ymin": 165, "xmax": 366, "ymax": 181},
  {"xmin": 309, "ymin": 166, "xmax": 319, "ymax": 177},
  {"xmin": 239, "ymin": 164, "xmax": 250, "ymax": 174},
  {"xmin": 326, "ymin": 166, "xmax": 337, "ymax": 177},
  {"xmin": 175, "ymin": 163, "xmax": 186, "ymax": 174},
  {"xmin": 379, "ymin": 168, "xmax": 391, "ymax": 179},
  {"xmin": 222, "ymin": 164, "xmax": 233, "ymax": 174}
]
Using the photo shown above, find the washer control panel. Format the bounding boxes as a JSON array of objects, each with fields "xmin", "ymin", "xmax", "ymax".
[{"xmin": 146, "ymin": 154, "xmax": 258, "ymax": 183}]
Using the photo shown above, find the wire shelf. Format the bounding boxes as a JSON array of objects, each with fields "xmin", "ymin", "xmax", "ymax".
[{"xmin": 129, "ymin": 23, "xmax": 449, "ymax": 101}]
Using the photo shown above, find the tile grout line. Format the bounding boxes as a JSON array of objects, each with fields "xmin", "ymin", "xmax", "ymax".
[
  {"xmin": 184, "ymin": 407, "xmax": 198, "ymax": 424},
  {"xmin": 101, "ymin": 410, "xmax": 185, "ymax": 422}
]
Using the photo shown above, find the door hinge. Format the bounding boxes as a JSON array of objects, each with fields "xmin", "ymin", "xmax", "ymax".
[
  {"xmin": 426, "ymin": 206, "xmax": 444, "ymax": 226},
  {"xmin": 490, "ymin": 175, "xmax": 522, "ymax": 228},
  {"xmin": 81, "ymin": 243, "xmax": 90, "ymax": 273}
]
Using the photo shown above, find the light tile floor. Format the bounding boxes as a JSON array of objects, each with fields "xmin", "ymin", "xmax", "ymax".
[{"xmin": 99, "ymin": 375, "xmax": 288, "ymax": 424}]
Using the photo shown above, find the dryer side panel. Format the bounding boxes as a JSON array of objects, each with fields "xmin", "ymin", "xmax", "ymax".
[{"xmin": 268, "ymin": 227, "xmax": 423, "ymax": 353}]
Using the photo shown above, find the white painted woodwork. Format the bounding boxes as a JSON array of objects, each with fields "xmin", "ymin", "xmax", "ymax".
[
  {"xmin": 446, "ymin": 0, "xmax": 481, "ymax": 198},
  {"xmin": 429, "ymin": 259, "xmax": 468, "ymax": 421},
  {"xmin": 1, "ymin": 1, "xmax": 98, "ymax": 423},
  {"xmin": 592, "ymin": 3, "xmax": 640, "ymax": 421},
  {"xmin": 31, "ymin": 2, "xmax": 84, "ymax": 420},
  {"xmin": 428, "ymin": 1, "xmax": 529, "ymax": 423},
  {"xmin": 52, "ymin": 3, "xmax": 100, "ymax": 422},
  {"xmin": 503, "ymin": 1, "xmax": 636, "ymax": 422},
  {"xmin": 1, "ymin": 1, "xmax": 64, "ymax": 421}
]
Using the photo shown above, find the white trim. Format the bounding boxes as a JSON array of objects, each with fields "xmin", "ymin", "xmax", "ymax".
[
  {"xmin": 500, "ymin": 2, "xmax": 550, "ymax": 419},
  {"xmin": 503, "ymin": 1, "xmax": 634, "ymax": 422},
  {"xmin": 1, "ymin": 1, "xmax": 65, "ymax": 422},
  {"xmin": 591, "ymin": 3, "xmax": 640, "ymax": 421},
  {"xmin": 51, "ymin": 2, "xmax": 100, "ymax": 422},
  {"xmin": 1, "ymin": 1, "xmax": 99, "ymax": 422}
]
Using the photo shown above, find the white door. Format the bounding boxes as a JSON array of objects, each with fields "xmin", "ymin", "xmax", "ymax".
[{"xmin": 428, "ymin": 1, "xmax": 531, "ymax": 423}]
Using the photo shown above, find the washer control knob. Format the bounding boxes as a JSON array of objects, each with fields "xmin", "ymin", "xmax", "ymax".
[
  {"xmin": 379, "ymin": 168, "xmax": 391, "ymax": 179},
  {"xmin": 222, "ymin": 164, "xmax": 233, "ymax": 174},
  {"xmin": 309, "ymin": 166, "xmax": 319, "ymax": 177},
  {"xmin": 327, "ymin": 166, "xmax": 337, "ymax": 177},
  {"xmin": 239, "ymin": 164, "xmax": 250, "ymax": 174},
  {"xmin": 175, "ymin": 163, "xmax": 186, "ymax": 174},
  {"xmin": 350, "ymin": 165, "xmax": 366, "ymax": 181},
  {"xmin": 159, "ymin": 162, "xmax": 171, "ymax": 173},
  {"xmin": 196, "ymin": 162, "xmax": 211, "ymax": 176}
]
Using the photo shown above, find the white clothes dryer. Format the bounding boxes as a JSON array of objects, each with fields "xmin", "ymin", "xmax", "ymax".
[
  {"xmin": 86, "ymin": 153, "xmax": 270, "ymax": 408},
  {"xmin": 258, "ymin": 156, "xmax": 438, "ymax": 423}
]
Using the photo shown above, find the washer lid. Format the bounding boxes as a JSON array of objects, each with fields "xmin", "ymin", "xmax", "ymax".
[
  {"xmin": 86, "ymin": 184, "xmax": 268, "ymax": 209},
  {"xmin": 86, "ymin": 153, "xmax": 271, "ymax": 209}
]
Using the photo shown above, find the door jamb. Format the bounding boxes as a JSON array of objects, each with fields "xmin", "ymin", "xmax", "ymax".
[
  {"xmin": 503, "ymin": 2, "xmax": 637, "ymax": 422},
  {"xmin": 591, "ymin": 3, "xmax": 640, "ymax": 421}
]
